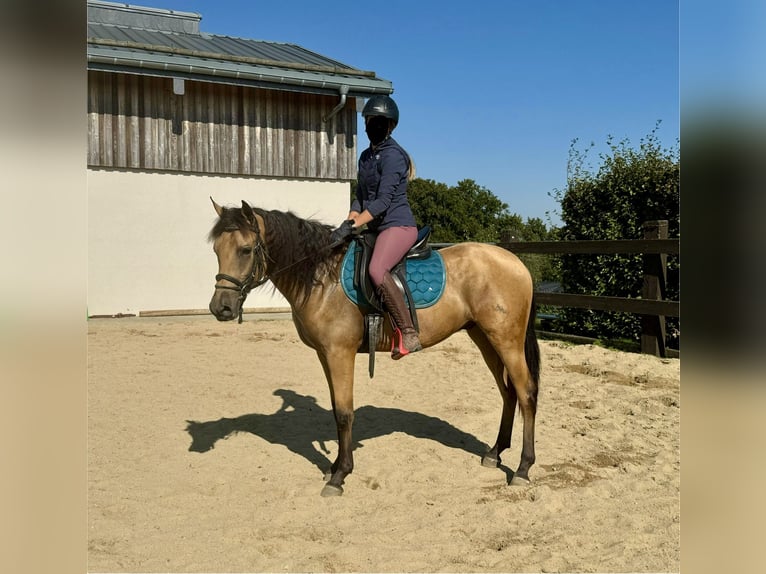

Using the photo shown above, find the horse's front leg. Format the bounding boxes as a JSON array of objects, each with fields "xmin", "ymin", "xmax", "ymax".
[{"xmin": 316, "ymin": 348, "xmax": 356, "ymax": 497}]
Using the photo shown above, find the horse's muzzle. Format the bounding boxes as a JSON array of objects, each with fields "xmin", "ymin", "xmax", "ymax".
[
  {"xmin": 210, "ymin": 305, "xmax": 236, "ymax": 321},
  {"xmin": 209, "ymin": 293, "xmax": 239, "ymax": 321}
]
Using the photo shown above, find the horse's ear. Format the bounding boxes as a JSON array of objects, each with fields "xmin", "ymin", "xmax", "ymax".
[
  {"xmin": 210, "ymin": 197, "xmax": 224, "ymax": 217},
  {"xmin": 241, "ymin": 201, "xmax": 256, "ymax": 226}
]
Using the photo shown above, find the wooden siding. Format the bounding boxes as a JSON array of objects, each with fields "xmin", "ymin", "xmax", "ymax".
[{"xmin": 87, "ymin": 70, "xmax": 357, "ymax": 179}]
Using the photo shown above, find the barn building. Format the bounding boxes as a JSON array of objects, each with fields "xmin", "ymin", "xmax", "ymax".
[{"xmin": 87, "ymin": 0, "xmax": 393, "ymax": 316}]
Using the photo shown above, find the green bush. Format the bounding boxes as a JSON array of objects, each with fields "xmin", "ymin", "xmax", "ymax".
[{"xmin": 552, "ymin": 124, "xmax": 680, "ymax": 347}]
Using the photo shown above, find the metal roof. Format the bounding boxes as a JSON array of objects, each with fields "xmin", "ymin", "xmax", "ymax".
[{"xmin": 87, "ymin": 1, "xmax": 393, "ymax": 97}]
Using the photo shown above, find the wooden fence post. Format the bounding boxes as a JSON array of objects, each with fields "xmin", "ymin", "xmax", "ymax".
[{"xmin": 641, "ymin": 220, "xmax": 668, "ymax": 357}]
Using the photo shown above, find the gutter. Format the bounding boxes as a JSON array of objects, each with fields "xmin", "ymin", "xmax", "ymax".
[{"xmin": 323, "ymin": 85, "xmax": 349, "ymax": 123}]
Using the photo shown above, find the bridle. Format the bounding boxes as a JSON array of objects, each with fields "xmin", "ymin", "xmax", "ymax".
[
  {"xmin": 214, "ymin": 216, "xmax": 342, "ymax": 322},
  {"xmin": 214, "ymin": 223, "xmax": 269, "ymax": 323}
]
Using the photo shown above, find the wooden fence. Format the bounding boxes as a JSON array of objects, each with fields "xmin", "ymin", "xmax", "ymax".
[{"xmin": 437, "ymin": 220, "xmax": 679, "ymax": 358}]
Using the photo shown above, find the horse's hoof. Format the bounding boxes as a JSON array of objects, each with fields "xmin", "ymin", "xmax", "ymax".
[
  {"xmin": 320, "ymin": 483, "xmax": 344, "ymax": 497},
  {"xmin": 510, "ymin": 475, "xmax": 531, "ymax": 486},
  {"xmin": 481, "ymin": 454, "xmax": 500, "ymax": 468}
]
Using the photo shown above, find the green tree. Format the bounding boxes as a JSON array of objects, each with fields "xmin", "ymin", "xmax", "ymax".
[
  {"xmin": 515, "ymin": 216, "xmax": 559, "ymax": 283},
  {"xmin": 408, "ymin": 178, "xmax": 508, "ymax": 242},
  {"xmin": 407, "ymin": 177, "xmax": 560, "ymax": 284},
  {"xmin": 552, "ymin": 124, "xmax": 679, "ymax": 346}
]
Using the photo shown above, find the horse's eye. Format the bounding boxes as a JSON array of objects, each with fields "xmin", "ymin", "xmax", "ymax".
[{"xmin": 240, "ymin": 246, "xmax": 253, "ymax": 256}]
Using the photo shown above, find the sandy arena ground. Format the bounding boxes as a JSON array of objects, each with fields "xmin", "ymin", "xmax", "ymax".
[{"xmin": 87, "ymin": 315, "xmax": 680, "ymax": 573}]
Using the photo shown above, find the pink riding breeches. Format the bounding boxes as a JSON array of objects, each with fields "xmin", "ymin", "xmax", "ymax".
[{"xmin": 368, "ymin": 226, "xmax": 418, "ymax": 287}]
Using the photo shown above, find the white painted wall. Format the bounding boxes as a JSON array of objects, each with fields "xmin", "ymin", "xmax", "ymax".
[{"xmin": 87, "ymin": 169, "xmax": 350, "ymax": 316}]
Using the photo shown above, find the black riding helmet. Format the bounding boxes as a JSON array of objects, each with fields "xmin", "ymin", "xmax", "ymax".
[{"xmin": 362, "ymin": 95, "xmax": 399, "ymax": 128}]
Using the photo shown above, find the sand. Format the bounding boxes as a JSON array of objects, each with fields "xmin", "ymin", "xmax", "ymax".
[{"xmin": 87, "ymin": 315, "xmax": 680, "ymax": 573}]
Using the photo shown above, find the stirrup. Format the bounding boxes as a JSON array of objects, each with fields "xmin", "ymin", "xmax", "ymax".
[{"xmin": 391, "ymin": 327, "xmax": 422, "ymax": 360}]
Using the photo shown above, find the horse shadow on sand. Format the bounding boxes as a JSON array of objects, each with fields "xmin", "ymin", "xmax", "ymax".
[{"xmin": 186, "ymin": 389, "xmax": 506, "ymax": 479}]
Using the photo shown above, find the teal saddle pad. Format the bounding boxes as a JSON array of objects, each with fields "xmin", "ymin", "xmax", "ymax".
[{"xmin": 340, "ymin": 243, "xmax": 447, "ymax": 308}]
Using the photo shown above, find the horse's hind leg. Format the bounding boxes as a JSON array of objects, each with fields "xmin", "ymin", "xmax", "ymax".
[
  {"xmin": 502, "ymin": 350, "xmax": 537, "ymax": 485},
  {"xmin": 467, "ymin": 327, "xmax": 518, "ymax": 468},
  {"xmin": 469, "ymin": 326, "xmax": 538, "ymax": 485}
]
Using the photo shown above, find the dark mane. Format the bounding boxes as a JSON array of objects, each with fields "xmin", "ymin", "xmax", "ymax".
[{"xmin": 209, "ymin": 205, "xmax": 343, "ymax": 305}]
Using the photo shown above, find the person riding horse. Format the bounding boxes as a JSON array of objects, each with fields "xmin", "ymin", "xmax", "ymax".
[
  {"xmin": 209, "ymin": 200, "xmax": 540, "ymax": 496},
  {"xmin": 209, "ymin": 99, "xmax": 540, "ymax": 497},
  {"xmin": 330, "ymin": 95, "xmax": 422, "ymax": 359}
]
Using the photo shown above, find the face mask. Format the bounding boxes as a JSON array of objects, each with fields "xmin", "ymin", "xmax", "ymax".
[{"xmin": 365, "ymin": 116, "xmax": 389, "ymax": 145}]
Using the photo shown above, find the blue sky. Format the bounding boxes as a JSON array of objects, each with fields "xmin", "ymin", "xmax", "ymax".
[
  {"xmin": 133, "ymin": 0, "xmax": 679, "ymax": 225},
  {"xmin": 681, "ymin": 0, "xmax": 766, "ymax": 112}
]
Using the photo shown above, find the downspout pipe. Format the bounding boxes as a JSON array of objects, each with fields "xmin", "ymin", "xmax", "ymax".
[{"xmin": 323, "ymin": 84, "xmax": 349, "ymax": 122}]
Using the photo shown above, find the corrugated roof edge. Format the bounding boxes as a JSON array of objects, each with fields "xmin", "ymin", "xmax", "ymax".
[
  {"xmin": 88, "ymin": 37, "xmax": 378, "ymax": 78},
  {"xmin": 88, "ymin": 46, "xmax": 393, "ymax": 98}
]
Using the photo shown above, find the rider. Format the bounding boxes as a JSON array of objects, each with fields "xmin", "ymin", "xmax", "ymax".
[{"xmin": 330, "ymin": 95, "xmax": 422, "ymax": 359}]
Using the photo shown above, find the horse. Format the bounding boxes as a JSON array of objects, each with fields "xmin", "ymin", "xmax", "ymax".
[{"xmin": 208, "ymin": 199, "xmax": 541, "ymax": 497}]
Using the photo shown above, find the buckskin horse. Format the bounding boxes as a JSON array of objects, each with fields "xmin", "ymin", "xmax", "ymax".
[{"xmin": 208, "ymin": 199, "xmax": 540, "ymax": 497}]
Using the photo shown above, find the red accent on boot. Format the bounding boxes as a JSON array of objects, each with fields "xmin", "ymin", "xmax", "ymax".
[
  {"xmin": 391, "ymin": 327, "xmax": 408, "ymax": 360},
  {"xmin": 391, "ymin": 327, "xmax": 421, "ymax": 360}
]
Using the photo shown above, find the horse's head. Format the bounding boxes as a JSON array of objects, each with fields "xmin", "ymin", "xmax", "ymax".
[{"xmin": 208, "ymin": 198, "xmax": 268, "ymax": 322}]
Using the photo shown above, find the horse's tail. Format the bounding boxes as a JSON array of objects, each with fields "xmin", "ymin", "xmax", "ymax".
[{"xmin": 524, "ymin": 296, "xmax": 541, "ymax": 387}]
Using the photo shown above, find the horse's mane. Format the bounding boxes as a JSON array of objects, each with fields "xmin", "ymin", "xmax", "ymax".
[{"xmin": 209, "ymin": 206, "xmax": 343, "ymax": 305}]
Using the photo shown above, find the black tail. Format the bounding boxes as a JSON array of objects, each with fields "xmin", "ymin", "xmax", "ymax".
[{"xmin": 524, "ymin": 296, "xmax": 541, "ymax": 386}]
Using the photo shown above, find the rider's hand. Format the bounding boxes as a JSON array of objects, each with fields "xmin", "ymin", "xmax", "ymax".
[{"xmin": 329, "ymin": 219, "xmax": 355, "ymax": 245}]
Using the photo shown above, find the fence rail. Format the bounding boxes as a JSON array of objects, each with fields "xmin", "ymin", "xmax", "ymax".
[
  {"xmin": 531, "ymin": 292, "xmax": 679, "ymax": 318},
  {"xmin": 516, "ymin": 220, "xmax": 677, "ymax": 358},
  {"xmin": 436, "ymin": 220, "xmax": 679, "ymax": 358},
  {"xmin": 497, "ymin": 238, "xmax": 679, "ymax": 255}
]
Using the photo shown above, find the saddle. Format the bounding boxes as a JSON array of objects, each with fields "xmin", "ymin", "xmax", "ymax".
[
  {"xmin": 353, "ymin": 226, "xmax": 432, "ymax": 315},
  {"xmin": 346, "ymin": 226, "xmax": 433, "ymax": 378}
]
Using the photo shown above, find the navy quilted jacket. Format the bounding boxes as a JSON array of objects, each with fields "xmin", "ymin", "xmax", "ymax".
[{"xmin": 350, "ymin": 136, "xmax": 417, "ymax": 231}]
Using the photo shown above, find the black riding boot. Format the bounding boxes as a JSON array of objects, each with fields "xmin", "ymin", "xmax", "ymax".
[{"xmin": 378, "ymin": 272, "xmax": 422, "ymax": 360}]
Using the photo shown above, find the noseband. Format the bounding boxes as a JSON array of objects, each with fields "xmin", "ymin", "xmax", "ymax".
[{"xmin": 214, "ymin": 224, "xmax": 269, "ymax": 323}]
